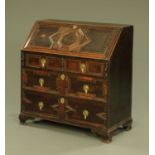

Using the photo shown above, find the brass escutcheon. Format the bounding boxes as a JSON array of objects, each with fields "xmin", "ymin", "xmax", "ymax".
[
  {"xmin": 60, "ymin": 74, "xmax": 65, "ymax": 80},
  {"xmin": 83, "ymin": 110, "xmax": 89, "ymax": 120},
  {"xmin": 59, "ymin": 97, "xmax": 65, "ymax": 104},
  {"xmin": 80, "ymin": 63, "xmax": 86, "ymax": 73},
  {"xmin": 39, "ymin": 78, "xmax": 44, "ymax": 87},
  {"xmin": 83, "ymin": 84, "xmax": 89, "ymax": 94},
  {"xmin": 40, "ymin": 58, "xmax": 46, "ymax": 68},
  {"xmin": 38, "ymin": 101, "xmax": 44, "ymax": 110}
]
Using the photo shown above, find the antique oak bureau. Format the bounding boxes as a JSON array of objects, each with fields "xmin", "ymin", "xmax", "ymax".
[{"xmin": 19, "ymin": 19, "xmax": 133, "ymax": 143}]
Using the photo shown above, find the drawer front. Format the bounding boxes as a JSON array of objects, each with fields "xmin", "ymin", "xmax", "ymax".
[
  {"xmin": 22, "ymin": 69, "xmax": 108, "ymax": 99},
  {"xmin": 64, "ymin": 58, "xmax": 106, "ymax": 76},
  {"xmin": 22, "ymin": 91, "xmax": 66, "ymax": 118},
  {"xmin": 22, "ymin": 69, "xmax": 58, "ymax": 92},
  {"xmin": 25, "ymin": 53, "xmax": 62, "ymax": 70},
  {"xmin": 65, "ymin": 98, "xmax": 106, "ymax": 124},
  {"xmin": 68, "ymin": 74, "xmax": 108, "ymax": 99}
]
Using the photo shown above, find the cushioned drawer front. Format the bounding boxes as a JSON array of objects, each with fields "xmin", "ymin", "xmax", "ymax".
[
  {"xmin": 21, "ymin": 91, "xmax": 65, "ymax": 118},
  {"xmin": 64, "ymin": 58, "xmax": 105, "ymax": 76},
  {"xmin": 68, "ymin": 74, "xmax": 108, "ymax": 99},
  {"xmin": 22, "ymin": 69, "xmax": 58, "ymax": 92},
  {"xmin": 65, "ymin": 98, "xmax": 106, "ymax": 124},
  {"xmin": 25, "ymin": 53, "xmax": 62, "ymax": 71}
]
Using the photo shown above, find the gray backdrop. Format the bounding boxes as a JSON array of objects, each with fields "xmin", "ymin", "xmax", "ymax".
[{"xmin": 6, "ymin": 0, "xmax": 148, "ymax": 155}]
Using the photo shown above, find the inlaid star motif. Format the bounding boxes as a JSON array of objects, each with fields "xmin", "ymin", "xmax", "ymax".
[
  {"xmin": 96, "ymin": 112, "xmax": 106, "ymax": 120},
  {"xmin": 49, "ymin": 25, "xmax": 91, "ymax": 52},
  {"xmin": 65, "ymin": 105, "xmax": 76, "ymax": 113}
]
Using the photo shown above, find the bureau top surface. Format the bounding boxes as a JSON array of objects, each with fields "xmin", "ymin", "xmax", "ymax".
[{"xmin": 22, "ymin": 19, "xmax": 132, "ymax": 60}]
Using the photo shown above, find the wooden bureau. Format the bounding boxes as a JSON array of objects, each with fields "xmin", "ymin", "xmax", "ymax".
[{"xmin": 19, "ymin": 19, "xmax": 133, "ymax": 143}]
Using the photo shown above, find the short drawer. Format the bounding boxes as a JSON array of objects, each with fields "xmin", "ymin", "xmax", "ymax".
[
  {"xmin": 25, "ymin": 53, "xmax": 62, "ymax": 71},
  {"xmin": 21, "ymin": 90, "xmax": 66, "ymax": 118},
  {"xmin": 65, "ymin": 97, "xmax": 106, "ymax": 124},
  {"xmin": 22, "ymin": 69, "xmax": 58, "ymax": 92},
  {"xmin": 67, "ymin": 74, "xmax": 108, "ymax": 99},
  {"xmin": 64, "ymin": 58, "xmax": 106, "ymax": 76},
  {"xmin": 22, "ymin": 69, "xmax": 70, "ymax": 94}
]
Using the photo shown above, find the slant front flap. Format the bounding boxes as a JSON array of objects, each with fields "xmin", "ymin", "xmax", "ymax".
[{"xmin": 23, "ymin": 20, "xmax": 125, "ymax": 60}]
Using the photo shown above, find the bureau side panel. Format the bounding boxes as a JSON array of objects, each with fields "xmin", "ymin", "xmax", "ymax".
[{"xmin": 108, "ymin": 26, "xmax": 133, "ymax": 127}]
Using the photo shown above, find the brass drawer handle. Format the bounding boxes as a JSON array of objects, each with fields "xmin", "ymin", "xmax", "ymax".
[
  {"xmin": 80, "ymin": 63, "xmax": 86, "ymax": 73},
  {"xmin": 39, "ymin": 78, "xmax": 44, "ymax": 87},
  {"xmin": 38, "ymin": 101, "xmax": 44, "ymax": 110},
  {"xmin": 40, "ymin": 58, "xmax": 46, "ymax": 68},
  {"xmin": 83, "ymin": 84, "xmax": 89, "ymax": 94},
  {"xmin": 59, "ymin": 97, "xmax": 65, "ymax": 104},
  {"xmin": 60, "ymin": 74, "xmax": 65, "ymax": 80},
  {"xmin": 83, "ymin": 110, "xmax": 89, "ymax": 120}
]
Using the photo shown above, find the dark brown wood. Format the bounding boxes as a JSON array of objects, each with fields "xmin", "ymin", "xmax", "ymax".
[
  {"xmin": 19, "ymin": 19, "xmax": 133, "ymax": 143},
  {"xmin": 19, "ymin": 113, "xmax": 34, "ymax": 124},
  {"xmin": 107, "ymin": 26, "xmax": 133, "ymax": 127}
]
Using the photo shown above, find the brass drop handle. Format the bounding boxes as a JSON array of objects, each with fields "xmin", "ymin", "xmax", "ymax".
[
  {"xmin": 40, "ymin": 58, "xmax": 46, "ymax": 68},
  {"xmin": 83, "ymin": 110, "xmax": 89, "ymax": 120},
  {"xmin": 60, "ymin": 74, "xmax": 65, "ymax": 80},
  {"xmin": 59, "ymin": 97, "xmax": 65, "ymax": 104},
  {"xmin": 39, "ymin": 78, "xmax": 44, "ymax": 87},
  {"xmin": 38, "ymin": 101, "xmax": 44, "ymax": 110},
  {"xmin": 83, "ymin": 84, "xmax": 89, "ymax": 94},
  {"xmin": 80, "ymin": 63, "xmax": 86, "ymax": 73}
]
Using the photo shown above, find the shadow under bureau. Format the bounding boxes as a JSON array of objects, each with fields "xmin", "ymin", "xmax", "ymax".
[{"xmin": 19, "ymin": 19, "xmax": 133, "ymax": 143}]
